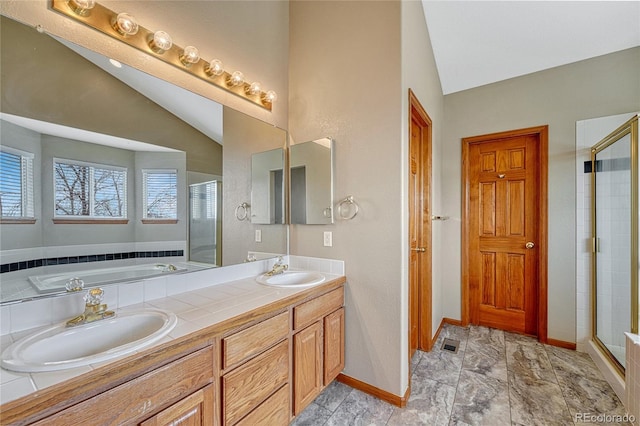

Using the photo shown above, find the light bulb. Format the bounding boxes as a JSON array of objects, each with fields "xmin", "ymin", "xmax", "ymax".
[
  {"xmin": 246, "ymin": 82, "xmax": 262, "ymax": 96},
  {"xmin": 227, "ymin": 71, "xmax": 245, "ymax": 87},
  {"xmin": 149, "ymin": 31, "xmax": 172, "ymax": 54},
  {"xmin": 112, "ymin": 13, "xmax": 139, "ymax": 36},
  {"xmin": 67, "ymin": 0, "xmax": 95, "ymax": 16},
  {"xmin": 205, "ymin": 59, "xmax": 224, "ymax": 77},
  {"xmin": 262, "ymin": 90, "xmax": 278, "ymax": 104},
  {"xmin": 179, "ymin": 46, "xmax": 200, "ymax": 67}
]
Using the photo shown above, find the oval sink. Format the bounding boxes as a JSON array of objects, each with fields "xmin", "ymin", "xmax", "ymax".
[
  {"xmin": 1, "ymin": 309, "xmax": 177, "ymax": 372},
  {"xmin": 256, "ymin": 271, "xmax": 325, "ymax": 288}
]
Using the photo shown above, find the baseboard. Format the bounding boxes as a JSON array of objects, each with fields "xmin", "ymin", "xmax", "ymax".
[
  {"xmin": 442, "ymin": 317, "xmax": 463, "ymax": 327},
  {"xmin": 336, "ymin": 373, "xmax": 409, "ymax": 408},
  {"xmin": 429, "ymin": 318, "xmax": 464, "ymax": 350},
  {"xmin": 547, "ymin": 338, "xmax": 576, "ymax": 350}
]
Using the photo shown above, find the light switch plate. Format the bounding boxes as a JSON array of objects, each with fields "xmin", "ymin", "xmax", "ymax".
[
  {"xmin": 323, "ymin": 231, "xmax": 332, "ymax": 247},
  {"xmin": 255, "ymin": 229, "xmax": 262, "ymax": 243}
]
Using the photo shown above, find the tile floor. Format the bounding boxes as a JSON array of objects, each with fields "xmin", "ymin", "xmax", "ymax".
[{"xmin": 292, "ymin": 324, "xmax": 631, "ymax": 425}]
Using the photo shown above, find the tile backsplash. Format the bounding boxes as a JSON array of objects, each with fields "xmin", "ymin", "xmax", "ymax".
[{"xmin": 0, "ymin": 255, "xmax": 344, "ymax": 336}]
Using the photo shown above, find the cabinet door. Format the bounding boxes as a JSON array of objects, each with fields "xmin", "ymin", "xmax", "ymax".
[
  {"xmin": 140, "ymin": 384, "xmax": 214, "ymax": 426},
  {"xmin": 293, "ymin": 321, "xmax": 323, "ymax": 415},
  {"xmin": 324, "ymin": 307, "xmax": 345, "ymax": 385}
]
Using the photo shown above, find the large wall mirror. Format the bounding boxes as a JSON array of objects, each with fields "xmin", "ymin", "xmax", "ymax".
[{"xmin": 0, "ymin": 16, "xmax": 287, "ymax": 304}]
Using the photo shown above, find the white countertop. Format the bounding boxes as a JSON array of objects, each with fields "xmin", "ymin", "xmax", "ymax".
[{"xmin": 0, "ymin": 271, "xmax": 342, "ymax": 405}]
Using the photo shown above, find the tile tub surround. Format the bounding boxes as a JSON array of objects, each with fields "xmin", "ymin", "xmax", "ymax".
[
  {"xmin": 293, "ymin": 324, "xmax": 631, "ymax": 426},
  {"xmin": 626, "ymin": 333, "xmax": 640, "ymax": 425},
  {"xmin": 0, "ymin": 255, "xmax": 345, "ymax": 405}
]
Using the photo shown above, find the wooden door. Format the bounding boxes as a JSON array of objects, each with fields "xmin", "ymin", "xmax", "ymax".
[
  {"xmin": 323, "ymin": 307, "xmax": 345, "ymax": 385},
  {"xmin": 463, "ymin": 127, "xmax": 547, "ymax": 337},
  {"xmin": 408, "ymin": 90, "xmax": 432, "ymax": 357},
  {"xmin": 293, "ymin": 322, "xmax": 322, "ymax": 415}
]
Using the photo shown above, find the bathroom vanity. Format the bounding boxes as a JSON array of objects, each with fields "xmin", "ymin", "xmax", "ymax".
[{"xmin": 0, "ymin": 275, "xmax": 345, "ymax": 425}]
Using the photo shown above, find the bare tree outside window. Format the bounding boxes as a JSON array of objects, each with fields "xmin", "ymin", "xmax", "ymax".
[{"xmin": 54, "ymin": 161, "xmax": 126, "ymax": 217}]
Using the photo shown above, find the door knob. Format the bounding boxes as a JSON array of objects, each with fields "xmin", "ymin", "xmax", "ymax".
[
  {"xmin": 411, "ymin": 247, "xmax": 426, "ymax": 253},
  {"xmin": 525, "ymin": 242, "xmax": 535, "ymax": 249}
]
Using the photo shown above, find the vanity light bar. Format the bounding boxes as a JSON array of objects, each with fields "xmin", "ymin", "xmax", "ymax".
[{"xmin": 50, "ymin": 0, "xmax": 276, "ymax": 111}]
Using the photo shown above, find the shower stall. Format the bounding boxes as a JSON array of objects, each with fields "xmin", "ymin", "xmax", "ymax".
[
  {"xmin": 591, "ymin": 114, "xmax": 639, "ymax": 373},
  {"xmin": 189, "ymin": 180, "xmax": 222, "ymax": 266}
]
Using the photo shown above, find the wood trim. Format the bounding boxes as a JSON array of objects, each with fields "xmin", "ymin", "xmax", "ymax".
[
  {"xmin": 461, "ymin": 125, "xmax": 549, "ymax": 342},
  {"xmin": 546, "ymin": 338, "xmax": 576, "ymax": 350},
  {"xmin": 141, "ymin": 219, "xmax": 179, "ymax": 224},
  {"xmin": 430, "ymin": 318, "xmax": 464, "ymax": 351},
  {"xmin": 336, "ymin": 374, "xmax": 409, "ymax": 408},
  {"xmin": 52, "ymin": 218, "xmax": 129, "ymax": 224},
  {"xmin": 408, "ymin": 88, "xmax": 433, "ymax": 352},
  {"xmin": 0, "ymin": 218, "xmax": 37, "ymax": 224}
]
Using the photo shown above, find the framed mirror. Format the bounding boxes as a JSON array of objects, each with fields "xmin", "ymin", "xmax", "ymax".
[
  {"xmin": 290, "ymin": 138, "xmax": 334, "ymax": 225},
  {"xmin": 0, "ymin": 15, "xmax": 287, "ymax": 304}
]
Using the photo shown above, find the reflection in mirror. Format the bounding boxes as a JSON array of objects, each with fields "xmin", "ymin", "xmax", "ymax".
[
  {"xmin": 290, "ymin": 138, "xmax": 334, "ymax": 224},
  {"xmin": 251, "ymin": 148, "xmax": 285, "ymax": 225},
  {"xmin": 0, "ymin": 16, "xmax": 287, "ymax": 304}
]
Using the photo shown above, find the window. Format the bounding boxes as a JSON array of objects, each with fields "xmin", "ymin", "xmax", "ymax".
[
  {"xmin": 54, "ymin": 159, "xmax": 127, "ymax": 218},
  {"xmin": 0, "ymin": 147, "xmax": 34, "ymax": 219},
  {"xmin": 143, "ymin": 169, "xmax": 177, "ymax": 220}
]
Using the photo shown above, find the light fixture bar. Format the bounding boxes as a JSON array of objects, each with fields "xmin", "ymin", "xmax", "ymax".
[{"xmin": 51, "ymin": 0, "xmax": 275, "ymax": 111}]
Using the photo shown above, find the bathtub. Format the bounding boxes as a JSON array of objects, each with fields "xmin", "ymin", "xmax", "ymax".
[{"xmin": 29, "ymin": 263, "xmax": 187, "ymax": 294}]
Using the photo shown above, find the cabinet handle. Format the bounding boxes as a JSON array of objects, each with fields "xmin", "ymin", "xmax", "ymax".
[{"xmin": 411, "ymin": 247, "xmax": 426, "ymax": 253}]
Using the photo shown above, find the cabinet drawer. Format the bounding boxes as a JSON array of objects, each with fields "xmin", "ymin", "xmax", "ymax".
[
  {"xmin": 222, "ymin": 340, "xmax": 289, "ymax": 425},
  {"xmin": 35, "ymin": 347, "xmax": 214, "ymax": 425},
  {"xmin": 222, "ymin": 311, "xmax": 289, "ymax": 369},
  {"xmin": 235, "ymin": 384, "xmax": 290, "ymax": 426},
  {"xmin": 294, "ymin": 287, "xmax": 344, "ymax": 330}
]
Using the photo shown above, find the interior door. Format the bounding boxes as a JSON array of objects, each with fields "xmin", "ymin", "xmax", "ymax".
[
  {"xmin": 468, "ymin": 134, "xmax": 539, "ymax": 335},
  {"xmin": 408, "ymin": 90, "xmax": 432, "ymax": 356}
]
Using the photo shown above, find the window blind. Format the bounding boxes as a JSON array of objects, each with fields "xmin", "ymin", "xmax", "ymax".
[{"xmin": 143, "ymin": 170, "xmax": 177, "ymax": 219}]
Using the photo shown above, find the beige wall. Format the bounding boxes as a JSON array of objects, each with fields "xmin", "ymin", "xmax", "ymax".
[
  {"xmin": 441, "ymin": 47, "xmax": 640, "ymax": 343},
  {"xmin": 290, "ymin": 0, "xmax": 442, "ymax": 397},
  {"xmin": 0, "ymin": 0, "xmax": 289, "ymax": 129}
]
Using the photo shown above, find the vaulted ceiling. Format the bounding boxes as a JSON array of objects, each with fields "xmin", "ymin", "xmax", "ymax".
[{"xmin": 422, "ymin": 1, "xmax": 640, "ymax": 94}]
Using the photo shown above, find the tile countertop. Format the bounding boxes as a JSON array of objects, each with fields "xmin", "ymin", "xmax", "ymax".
[{"xmin": 0, "ymin": 271, "xmax": 344, "ymax": 406}]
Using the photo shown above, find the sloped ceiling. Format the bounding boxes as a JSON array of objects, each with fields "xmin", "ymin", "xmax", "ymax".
[{"xmin": 422, "ymin": 1, "xmax": 640, "ymax": 94}]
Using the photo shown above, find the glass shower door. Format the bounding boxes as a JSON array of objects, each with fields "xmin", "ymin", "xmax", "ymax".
[{"xmin": 592, "ymin": 115, "xmax": 639, "ymax": 372}]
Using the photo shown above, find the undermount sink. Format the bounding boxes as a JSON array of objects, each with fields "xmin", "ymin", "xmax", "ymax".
[
  {"xmin": 1, "ymin": 309, "xmax": 177, "ymax": 373},
  {"xmin": 256, "ymin": 271, "xmax": 326, "ymax": 288}
]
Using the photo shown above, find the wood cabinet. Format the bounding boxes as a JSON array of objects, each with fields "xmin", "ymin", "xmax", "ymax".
[
  {"xmin": 293, "ymin": 322, "xmax": 323, "ymax": 414},
  {"xmin": 2, "ymin": 277, "xmax": 346, "ymax": 426},
  {"xmin": 324, "ymin": 307, "xmax": 345, "ymax": 385},
  {"xmin": 292, "ymin": 287, "xmax": 345, "ymax": 415},
  {"xmin": 220, "ymin": 312, "xmax": 290, "ymax": 426},
  {"xmin": 33, "ymin": 346, "xmax": 215, "ymax": 426},
  {"xmin": 141, "ymin": 384, "xmax": 214, "ymax": 426}
]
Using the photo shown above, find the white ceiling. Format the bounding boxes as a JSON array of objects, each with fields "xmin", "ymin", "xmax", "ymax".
[{"xmin": 422, "ymin": 1, "xmax": 640, "ymax": 94}]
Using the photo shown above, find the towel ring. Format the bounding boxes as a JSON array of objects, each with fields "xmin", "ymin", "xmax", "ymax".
[
  {"xmin": 235, "ymin": 202, "xmax": 250, "ymax": 221},
  {"xmin": 337, "ymin": 196, "xmax": 359, "ymax": 220}
]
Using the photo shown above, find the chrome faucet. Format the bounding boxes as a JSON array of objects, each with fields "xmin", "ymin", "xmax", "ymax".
[
  {"xmin": 66, "ymin": 288, "xmax": 115, "ymax": 327},
  {"xmin": 265, "ymin": 256, "xmax": 288, "ymax": 276}
]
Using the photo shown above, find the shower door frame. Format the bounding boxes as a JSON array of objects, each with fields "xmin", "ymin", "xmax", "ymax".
[{"xmin": 591, "ymin": 115, "xmax": 639, "ymax": 375}]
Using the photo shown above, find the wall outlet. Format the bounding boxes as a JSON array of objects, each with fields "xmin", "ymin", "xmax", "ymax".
[
  {"xmin": 255, "ymin": 229, "xmax": 262, "ymax": 243},
  {"xmin": 323, "ymin": 231, "xmax": 332, "ymax": 247}
]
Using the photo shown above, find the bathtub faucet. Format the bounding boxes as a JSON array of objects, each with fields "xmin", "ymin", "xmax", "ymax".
[
  {"xmin": 265, "ymin": 256, "xmax": 288, "ymax": 276},
  {"xmin": 66, "ymin": 288, "xmax": 115, "ymax": 327}
]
